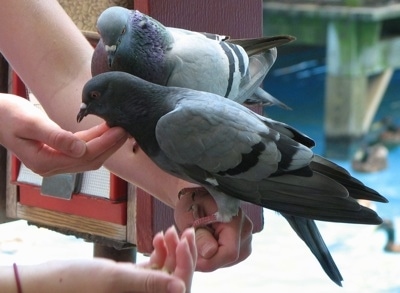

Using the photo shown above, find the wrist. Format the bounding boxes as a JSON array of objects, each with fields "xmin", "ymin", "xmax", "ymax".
[{"xmin": 0, "ymin": 265, "xmax": 19, "ymax": 293}]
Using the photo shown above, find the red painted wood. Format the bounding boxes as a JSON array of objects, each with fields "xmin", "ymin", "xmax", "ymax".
[
  {"xmin": 134, "ymin": 0, "xmax": 262, "ymax": 38},
  {"xmin": 133, "ymin": 0, "xmax": 150, "ymax": 14},
  {"xmin": 18, "ymin": 184, "xmax": 127, "ymax": 224},
  {"xmin": 135, "ymin": 188, "xmax": 155, "ymax": 251}
]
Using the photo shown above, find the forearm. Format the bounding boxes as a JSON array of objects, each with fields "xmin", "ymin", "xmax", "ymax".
[
  {"xmin": 0, "ymin": 264, "xmax": 62, "ymax": 293},
  {"xmin": 104, "ymin": 143, "xmax": 194, "ymax": 208},
  {"xmin": 0, "ymin": 0, "xmax": 94, "ymax": 132},
  {"xmin": 1, "ymin": 262, "xmax": 112, "ymax": 293},
  {"xmin": 0, "ymin": 264, "xmax": 56, "ymax": 293},
  {"xmin": 0, "ymin": 266, "xmax": 18, "ymax": 293}
]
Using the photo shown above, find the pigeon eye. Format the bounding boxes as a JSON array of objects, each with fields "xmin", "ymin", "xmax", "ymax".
[
  {"xmin": 121, "ymin": 27, "xmax": 126, "ymax": 35},
  {"xmin": 90, "ymin": 91, "xmax": 101, "ymax": 99}
]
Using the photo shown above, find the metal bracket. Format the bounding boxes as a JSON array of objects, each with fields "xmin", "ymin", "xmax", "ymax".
[{"xmin": 41, "ymin": 173, "xmax": 83, "ymax": 200}]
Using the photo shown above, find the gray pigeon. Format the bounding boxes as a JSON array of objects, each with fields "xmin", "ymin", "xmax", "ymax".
[
  {"xmin": 77, "ymin": 71, "xmax": 387, "ymax": 286},
  {"xmin": 92, "ymin": 6, "xmax": 294, "ymax": 108}
]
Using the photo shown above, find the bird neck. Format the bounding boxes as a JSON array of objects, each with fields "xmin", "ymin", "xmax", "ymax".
[
  {"xmin": 120, "ymin": 84, "xmax": 173, "ymax": 156},
  {"xmin": 125, "ymin": 11, "xmax": 173, "ymax": 84}
]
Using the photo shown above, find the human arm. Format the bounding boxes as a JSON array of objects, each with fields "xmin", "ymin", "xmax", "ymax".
[
  {"xmin": 0, "ymin": 227, "xmax": 196, "ymax": 293},
  {"xmin": 0, "ymin": 0, "xmax": 252, "ymax": 270}
]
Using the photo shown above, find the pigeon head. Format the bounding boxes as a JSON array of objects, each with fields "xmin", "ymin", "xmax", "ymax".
[
  {"xmin": 96, "ymin": 6, "xmax": 130, "ymax": 67},
  {"xmin": 77, "ymin": 71, "xmax": 130, "ymax": 126},
  {"xmin": 94, "ymin": 7, "xmax": 173, "ymax": 82},
  {"xmin": 77, "ymin": 71, "xmax": 168, "ymax": 130}
]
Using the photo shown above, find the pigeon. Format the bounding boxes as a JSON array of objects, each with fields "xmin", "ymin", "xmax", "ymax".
[
  {"xmin": 92, "ymin": 6, "xmax": 294, "ymax": 108},
  {"xmin": 77, "ymin": 71, "xmax": 388, "ymax": 286}
]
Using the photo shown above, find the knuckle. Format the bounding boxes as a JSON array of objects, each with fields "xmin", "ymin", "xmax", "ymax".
[{"xmin": 143, "ymin": 274, "xmax": 163, "ymax": 293}]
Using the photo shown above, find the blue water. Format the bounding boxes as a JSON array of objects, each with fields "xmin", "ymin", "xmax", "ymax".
[{"xmin": 263, "ymin": 46, "xmax": 400, "ymax": 220}]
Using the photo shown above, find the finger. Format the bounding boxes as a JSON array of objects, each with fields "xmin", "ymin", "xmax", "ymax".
[
  {"xmin": 74, "ymin": 122, "xmax": 110, "ymax": 141},
  {"xmin": 17, "ymin": 128, "xmax": 126, "ymax": 177},
  {"xmin": 195, "ymin": 211, "xmax": 245, "ymax": 272},
  {"xmin": 147, "ymin": 231, "xmax": 168, "ymax": 270},
  {"xmin": 181, "ymin": 227, "xmax": 197, "ymax": 266},
  {"xmin": 163, "ymin": 226, "xmax": 180, "ymax": 273},
  {"xmin": 42, "ymin": 127, "xmax": 127, "ymax": 175},
  {"xmin": 115, "ymin": 265, "xmax": 186, "ymax": 293},
  {"xmin": 173, "ymin": 238, "xmax": 195, "ymax": 292},
  {"xmin": 83, "ymin": 126, "xmax": 128, "ymax": 159},
  {"xmin": 19, "ymin": 117, "xmax": 87, "ymax": 158},
  {"xmin": 195, "ymin": 228, "xmax": 218, "ymax": 259},
  {"xmin": 11, "ymin": 139, "xmax": 75, "ymax": 176},
  {"xmin": 235, "ymin": 214, "xmax": 253, "ymax": 265}
]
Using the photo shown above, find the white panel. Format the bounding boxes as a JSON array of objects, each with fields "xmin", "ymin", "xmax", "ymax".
[{"xmin": 16, "ymin": 164, "xmax": 111, "ymax": 199}]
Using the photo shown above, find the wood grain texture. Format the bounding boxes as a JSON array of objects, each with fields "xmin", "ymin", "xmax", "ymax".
[
  {"xmin": 134, "ymin": 0, "xmax": 262, "ymax": 38},
  {"xmin": 6, "ymin": 152, "xmax": 18, "ymax": 219},
  {"xmin": 16, "ymin": 204, "xmax": 127, "ymax": 241},
  {"xmin": 0, "ymin": 146, "xmax": 9, "ymax": 223},
  {"xmin": 126, "ymin": 183, "xmax": 137, "ymax": 244}
]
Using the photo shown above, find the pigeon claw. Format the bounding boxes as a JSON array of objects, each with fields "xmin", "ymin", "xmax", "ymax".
[
  {"xmin": 178, "ymin": 187, "xmax": 205, "ymax": 200},
  {"xmin": 132, "ymin": 140, "xmax": 140, "ymax": 153},
  {"xmin": 193, "ymin": 214, "xmax": 219, "ymax": 228}
]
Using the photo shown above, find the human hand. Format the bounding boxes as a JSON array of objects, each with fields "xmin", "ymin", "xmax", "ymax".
[
  {"xmin": 174, "ymin": 189, "xmax": 253, "ymax": 272},
  {"xmin": 0, "ymin": 95, "xmax": 127, "ymax": 176},
  {"xmin": 142, "ymin": 226, "xmax": 197, "ymax": 292},
  {"xmin": 11, "ymin": 227, "xmax": 196, "ymax": 293}
]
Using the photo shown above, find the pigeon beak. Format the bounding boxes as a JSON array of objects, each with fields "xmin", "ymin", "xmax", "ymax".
[
  {"xmin": 107, "ymin": 54, "xmax": 114, "ymax": 68},
  {"xmin": 105, "ymin": 44, "xmax": 116, "ymax": 68},
  {"xmin": 76, "ymin": 103, "xmax": 88, "ymax": 123}
]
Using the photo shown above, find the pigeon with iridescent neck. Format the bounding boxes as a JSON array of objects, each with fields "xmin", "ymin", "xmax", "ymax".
[{"xmin": 92, "ymin": 6, "xmax": 294, "ymax": 108}]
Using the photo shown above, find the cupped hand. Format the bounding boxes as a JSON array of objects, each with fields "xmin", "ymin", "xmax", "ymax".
[
  {"xmin": 0, "ymin": 95, "xmax": 127, "ymax": 176},
  {"xmin": 142, "ymin": 226, "xmax": 197, "ymax": 292},
  {"xmin": 174, "ymin": 188, "xmax": 253, "ymax": 272}
]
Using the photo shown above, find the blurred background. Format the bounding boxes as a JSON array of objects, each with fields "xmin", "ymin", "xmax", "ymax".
[{"xmin": 2, "ymin": 1, "xmax": 400, "ymax": 292}]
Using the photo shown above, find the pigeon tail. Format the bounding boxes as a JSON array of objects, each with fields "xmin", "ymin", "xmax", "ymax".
[{"xmin": 283, "ymin": 214, "xmax": 343, "ymax": 286}]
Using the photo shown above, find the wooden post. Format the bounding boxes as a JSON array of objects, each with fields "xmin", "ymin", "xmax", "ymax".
[
  {"xmin": 324, "ymin": 19, "xmax": 382, "ymax": 158},
  {"xmin": 133, "ymin": 0, "xmax": 265, "ymax": 254},
  {"xmin": 93, "ymin": 244, "xmax": 137, "ymax": 262},
  {"xmin": 0, "ymin": 55, "xmax": 11, "ymax": 223},
  {"xmin": 263, "ymin": 2, "xmax": 400, "ymax": 159},
  {"xmin": 134, "ymin": 0, "xmax": 262, "ymax": 38}
]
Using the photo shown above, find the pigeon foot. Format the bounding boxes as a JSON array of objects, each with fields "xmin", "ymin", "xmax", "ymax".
[
  {"xmin": 193, "ymin": 214, "xmax": 219, "ymax": 228},
  {"xmin": 178, "ymin": 187, "xmax": 206, "ymax": 199}
]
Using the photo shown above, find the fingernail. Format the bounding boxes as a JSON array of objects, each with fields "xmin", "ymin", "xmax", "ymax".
[
  {"xmin": 184, "ymin": 227, "xmax": 195, "ymax": 240},
  {"xmin": 199, "ymin": 242, "xmax": 215, "ymax": 258},
  {"xmin": 167, "ymin": 280, "xmax": 185, "ymax": 293},
  {"xmin": 167, "ymin": 225, "xmax": 178, "ymax": 234},
  {"xmin": 71, "ymin": 140, "xmax": 86, "ymax": 157}
]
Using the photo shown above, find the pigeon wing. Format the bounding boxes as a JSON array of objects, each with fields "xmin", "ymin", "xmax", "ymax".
[
  {"xmin": 155, "ymin": 92, "xmax": 311, "ymax": 183},
  {"xmin": 165, "ymin": 28, "xmax": 248, "ymax": 100}
]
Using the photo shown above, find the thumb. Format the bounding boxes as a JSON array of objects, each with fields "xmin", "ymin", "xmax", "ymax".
[
  {"xmin": 18, "ymin": 117, "xmax": 87, "ymax": 158},
  {"xmin": 195, "ymin": 228, "xmax": 218, "ymax": 259}
]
